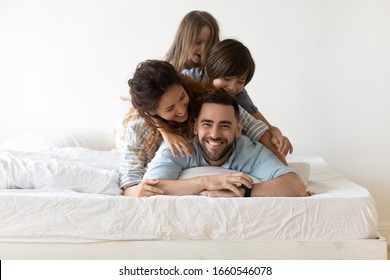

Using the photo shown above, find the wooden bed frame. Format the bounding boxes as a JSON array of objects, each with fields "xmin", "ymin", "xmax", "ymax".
[{"xmin": 0, "ymin": 234, "xmax": 387, "ymax": 260}]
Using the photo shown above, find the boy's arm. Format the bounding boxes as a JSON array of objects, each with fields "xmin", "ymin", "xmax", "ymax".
[
  {"xmin": 258, "ymin": 131, "xmax": 288, "ymax": 165},
  {"xmin": 237, "ymin": 107, "xmax": 286, "ymax": 164},
  {"xmin": 252, "ymin": 111, "xmax": 293, "ymax": 156}
]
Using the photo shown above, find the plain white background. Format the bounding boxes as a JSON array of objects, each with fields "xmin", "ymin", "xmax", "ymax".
[{"xmin": 1, "ymin": 0, "xmax": 389, "ymax": 239}]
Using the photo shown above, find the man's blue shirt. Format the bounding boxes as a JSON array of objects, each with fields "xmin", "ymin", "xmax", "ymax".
[{"xmin": 144, "ymin": 135, "xmax": 294, "ymax": 181}]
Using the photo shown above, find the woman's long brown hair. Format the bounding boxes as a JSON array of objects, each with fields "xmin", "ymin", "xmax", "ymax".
[{"xmin": 124, "ymin": 60, "xmax": 214, "ymax": 160}]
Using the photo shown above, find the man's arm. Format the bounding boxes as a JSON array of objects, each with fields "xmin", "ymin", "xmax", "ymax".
[
  {"xmin": 143, "ymin": 141, "xmax": 253, "ymax": 197},
  {"xmin": 144, "ymin": 172, "xmax": 253, "ymax": 197},
  {"xmin": 251, "ymin": 172, "xmax": 307, "ymax": 197}
]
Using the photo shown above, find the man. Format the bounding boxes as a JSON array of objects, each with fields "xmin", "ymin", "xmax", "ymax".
[{"xmin": 141, "ymin": 92, "xmax": 306, "ymax": 197}]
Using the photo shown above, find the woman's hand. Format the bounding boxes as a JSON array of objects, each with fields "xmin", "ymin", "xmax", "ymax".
[
  {"xmin": 160, "ymin": 130, "xmax": 193, "ymax": 157},
  {"xmin": 123, "ymin": 180, "xmax": 164, "ymax": 197}
]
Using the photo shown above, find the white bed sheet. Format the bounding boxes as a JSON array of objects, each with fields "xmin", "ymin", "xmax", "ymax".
[
  {"xmin": 0, "ymin": 148, "xmax": 121, "ymax": 195},
  {"xmin": 0, "ymin": 149, "xmax": 378, "ymax": 243}
]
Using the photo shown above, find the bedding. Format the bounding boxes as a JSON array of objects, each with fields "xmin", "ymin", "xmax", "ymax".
[
  {"xmin": 0, "ymin": 147, "xmax": 378, "ymax": 243},
  {"xmin": 0, "ymin": 148, "xmax": 121, "ymax": 195}
]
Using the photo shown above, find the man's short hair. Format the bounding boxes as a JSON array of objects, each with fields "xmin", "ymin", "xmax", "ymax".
[{"xmin": 196, "ymin": 92, "xmax": 240, "ymax": 120}]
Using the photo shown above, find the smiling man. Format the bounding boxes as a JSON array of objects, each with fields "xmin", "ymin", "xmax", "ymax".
[{"xmin": 142, "ymin": 92, "xmax": 306, "ymax": 197}]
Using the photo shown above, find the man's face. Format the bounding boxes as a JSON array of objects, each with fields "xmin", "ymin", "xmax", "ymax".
[{"xmin": 195, "ymin": 103, "xmax": 242, "ymax": 166}]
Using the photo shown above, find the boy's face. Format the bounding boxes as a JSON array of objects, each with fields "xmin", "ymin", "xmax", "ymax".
[
  {"xmin": 190, "ymin": 26, "xmax": 211, "ymax": 66},
  {"xmin": 194, "ymin": 103, "xmax": 242, "ymax": 165},
  {"xmin": 212, "ymin": 76, "xmax": 246, "ymax": 97}
]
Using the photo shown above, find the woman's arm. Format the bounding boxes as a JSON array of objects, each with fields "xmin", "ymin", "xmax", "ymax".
[
  {"xmin": 239, "ymin": 106, "xmax": 268, "ymax": 141},
  {"xmin": 119, "ymin": 117, "xmax": 159, "ymax": 190},
  {"xmin": 123, "ymin": 179, "xmax": 164, "ymax": 197}
]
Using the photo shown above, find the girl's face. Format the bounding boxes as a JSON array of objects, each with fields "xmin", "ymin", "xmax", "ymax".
[
  {"xmin": 152, "ymin": 84, "xmax": 189, "ymax": 123},
  {"xmin": 212, "ymin": 76, "xmax": 246, "ymax": 97},
  {"xmin": 190, "ymin": 26, "xmax": 211, "ymax": 66}
]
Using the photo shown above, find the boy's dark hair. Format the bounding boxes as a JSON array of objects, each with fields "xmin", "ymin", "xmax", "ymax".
[
  {"xmin": 205, "ymin": 39, "xmax": 255, "ymax": 85},
  {"xmin": 196, "ymin": 92, "xmax": 240, "ymax": 120}
]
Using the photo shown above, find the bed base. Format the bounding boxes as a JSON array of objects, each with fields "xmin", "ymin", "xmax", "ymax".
[{"xmin": 0, "ymin": 235, "xmax": 386, "ymax": 260}]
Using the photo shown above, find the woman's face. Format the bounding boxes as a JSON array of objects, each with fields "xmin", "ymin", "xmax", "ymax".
[
  {"xmin": 190, "ymin": 26, "xmax": 211, "ymax": 66},
  {"xmin": 152, "ymin": 84, "xmax": 189, "ymax": 123}
]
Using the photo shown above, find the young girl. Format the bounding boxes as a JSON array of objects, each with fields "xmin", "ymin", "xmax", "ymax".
[
  {"xmin": 119, "ymin": 60, "xmax": 280, "ymax": 197},
  {"xmin": 182, "ymin": 38, "xmax": 293, "ymax": 157},
  {"xmin": 164, "ymin": 10, "xmax": 220, "ymax": 72}
]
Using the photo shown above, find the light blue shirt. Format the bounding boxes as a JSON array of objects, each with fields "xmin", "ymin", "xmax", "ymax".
[{"xmin": 144, "ymin": 135, "xmax": 294, "ymax": 181}]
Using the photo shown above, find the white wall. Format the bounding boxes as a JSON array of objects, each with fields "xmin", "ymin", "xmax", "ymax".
[{"xmin": 1, "ymin": 0, "xmax": 389, "ymax": 238}]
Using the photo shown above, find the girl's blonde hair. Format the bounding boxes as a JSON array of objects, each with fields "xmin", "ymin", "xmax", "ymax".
[{"xmin": 164, "ymin": 10, "xmax": 220, "ymax": 72}]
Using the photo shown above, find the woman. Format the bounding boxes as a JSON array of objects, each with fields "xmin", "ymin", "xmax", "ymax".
[{"xmin": 119, "ymin": 60, "xmax": 275, "ymax": 197}]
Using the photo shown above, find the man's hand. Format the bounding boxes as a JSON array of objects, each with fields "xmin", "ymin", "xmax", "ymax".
[{"xmin": 204, "ymin": 172, "xmax": 253, "ymax": 197}]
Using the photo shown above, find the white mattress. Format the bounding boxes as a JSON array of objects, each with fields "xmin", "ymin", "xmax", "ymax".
[{"xmin": 0, "ymin": 149, "xmax": 378, "ymax": 243}]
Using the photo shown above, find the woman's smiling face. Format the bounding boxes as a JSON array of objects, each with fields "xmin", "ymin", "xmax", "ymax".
[{"xmin": 152, "ymin": 84, "xmax": 189, "ymax": 123}]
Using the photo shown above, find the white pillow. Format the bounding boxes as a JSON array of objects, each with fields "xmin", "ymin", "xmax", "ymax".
[
  {"xmin": 178, "ymin": 166, "xmax": 261, "ymax": 183},
  {"xmin": 288, "ymin": 162, "xmax": 310, "ymax": 186},
  {"xmin": 0, "ymin": 128, "xmax": 115, "ymax": 151}
]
